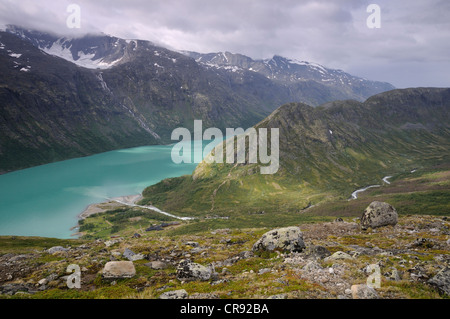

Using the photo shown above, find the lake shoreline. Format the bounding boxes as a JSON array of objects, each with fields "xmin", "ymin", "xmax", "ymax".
[
  {"xmin": 71, "ymin": 194, "xmax": 144, "ymax": 238},
  {"xmin": 77, "ymin": 194, "xmax": 143, "ymax": 220}
]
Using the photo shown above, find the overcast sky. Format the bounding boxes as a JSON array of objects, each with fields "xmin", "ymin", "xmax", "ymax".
[{"xmin": 1, "ymin": 0, "xmax": 449, "ymax": 88}]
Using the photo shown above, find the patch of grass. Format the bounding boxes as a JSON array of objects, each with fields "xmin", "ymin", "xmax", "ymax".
[
  {"xmin": 167, "ymin": 213, "xmax": 335, "ymax": 236},
  {"xmin": 78, "ymin": 206, "xmax": 179, "ymax": 239},
  {"xmin": 0, "ymin": 236, "xmax": 86, "ymax": 255},
  {"xmin": 381, "ymin": 281, "xmax": 446, "ymax": 299}
]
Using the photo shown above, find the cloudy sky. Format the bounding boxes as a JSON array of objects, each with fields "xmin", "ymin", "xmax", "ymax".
[{"xmin": 1, "ymin": 0, "xmax": 449, "ymax": 88}]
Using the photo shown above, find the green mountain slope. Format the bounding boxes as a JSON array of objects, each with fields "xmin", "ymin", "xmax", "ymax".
[{"xmin": 139, "ymin": 88, "xmax": 450, "ymax": 217}]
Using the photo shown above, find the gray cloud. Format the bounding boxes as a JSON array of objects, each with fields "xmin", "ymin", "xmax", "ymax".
[{"xmin": 0, "ymin": 0, "xmax": 449, "ymax": 88}]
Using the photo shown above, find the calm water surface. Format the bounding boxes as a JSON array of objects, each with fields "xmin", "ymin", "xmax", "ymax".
[{"xmin": 0, "ymin": 140, "xmax": 216, "ymax": 238}]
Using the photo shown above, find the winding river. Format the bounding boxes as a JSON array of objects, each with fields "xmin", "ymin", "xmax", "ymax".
[{"xmin": 350, "ymin": 175, "xmax": 392, "ymax": 200}]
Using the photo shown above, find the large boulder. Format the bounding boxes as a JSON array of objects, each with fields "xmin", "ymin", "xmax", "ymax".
[
  {"xmin": 176, "ymin": 260, "xmax": 213, "ymax": 282},
  {"xmin": 252, "ymin": 226, "xmax": 305, "ymax": 253},
  {"xmin": 102, "ymin": 261, "xmax": 136, "ymax": 279},
  {"xmin": 360, "ymin": 201, "xmax": 398, "ymax": 230},
  {"xmin": 351, "ymin": 284, "xmax": 379, "ymax": 299},
  {"xmin": 428, "ymin": 267, "xmax": 450, "ymax": 296}
]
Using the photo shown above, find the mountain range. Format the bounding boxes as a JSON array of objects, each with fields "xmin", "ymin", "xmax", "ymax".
[{"xmin": 0, "ymin": 25, "xmax": 394, "ymax": 173}]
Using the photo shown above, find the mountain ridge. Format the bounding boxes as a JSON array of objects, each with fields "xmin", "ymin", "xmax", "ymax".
[
  {"xmin": 139, "ymin": 87, "xmax": 450, "ymax": 217},
  {"xmin": 1, "ymin": 25, "xmax": 396, "ymax": 173}
]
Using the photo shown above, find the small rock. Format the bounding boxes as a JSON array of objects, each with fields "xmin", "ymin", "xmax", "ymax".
[
  {"xmin": 258, "ymin": 268, "xmax": 271, "ymax": 275},
  {"xmin": 408, "ymin": 238, "xmax": 434, "ymax": 249},
  {"xmin": 303, "ymin": 261, "xmax": 323, "ymax": 272},
  {"xmin": 145, "ymin": 261, "xmax": 168, "ymax": 270},
  {"xmin": 304, "ymin": 245, "xmax": 331, "ymax": 260},
  {"xmin": 211, "ymin": 279, "xmax": 229, "ymax": 286},
  {"xmin": 324, "ymin": 251, "xmax": 353, "ymax": 262},
  {"xmin": 47, "ymin": 246, "xmax": 68, "ymax": 254},
  {"xmin": 123, "ymin": 248, "xmax": 145, "ymax": 261},
  {"xmin": 104, "ymin": 238, "xmax": 122, "ymax": 247},
  {"xmin": 189, "ymin": 293, "xmax": 220, "ymax": 299},
  {"xmin": 159, "ymin": 289, "xmax": 188, "ymax": 299},
  {"xmin": 267, "ymin": 294, "xmax": 287, "ymax": 299},
  {"xmin": 351, "ymin": 284, "xmax": 379, "ymax": 299},
  {"xmin": 38, "ymin": 279, "xmax": 48, "ymax": 286},
  {"xmin": 334, "ymin": 218, "xmax": 344, "ymax": 222},
  {"xmin": 221, "ymin": 268, "xmax": 230, "ymax": 275},
  {"xmin": 132, "ymin": 233, "xmax": 141, "ymax": 239},
  {"xmin": 386, "ymin": 268, "xmax": 402, "ymax": 281},
  {"xmin": 360, "ymin": 201, "xmax": 398, "ymax": 230},
  {"xmin": 102, "ymin": 261, "xmax": 136, "ymax": 279},
  {"xmin": 190, "ymin": 247, "xmax": 205, "ymax": 254},
  {"xmin": 184, "ymin": 241, "xmax": 199, "ymax": 248},
  {"xmin": 111, "ymin": 251, "xmax": 122, "ymax": 257}
]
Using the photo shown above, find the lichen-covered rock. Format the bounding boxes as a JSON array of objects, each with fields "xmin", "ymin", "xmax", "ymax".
[
  {"xmin": 324, "ymin": 251, "xmax": 353, "ymax": 262},
  {"xmin": 159, "ymin": 289, "xmax": 188, "ymax": 299},
  {"xmin": 360, "ymin": 201, "xmax": 398, "ymax": 230},
  {"xmin": 176, "ymin": 259, "xmax": 213, "ymax": 282},
  {"xmin": 252, "ymin": 226, "xmax": 305, "ymax": 253},
  {"xmin": 351, "ymin": 284, "xmax": 379, "ymax": 299},
  {"xmin": 123, "ymin": 248, "xmax": 145, "ymax": 261},
  {"xmin": 46, "ymin": 246, "xmax": 68, "ymax": 254},
  {"xmin": 428, "ymin": 267, "xmax": 450, "ymax": 296},
  {"xmin": 102, "ymin": 261, "xmax": 136, "ymax": 279}
]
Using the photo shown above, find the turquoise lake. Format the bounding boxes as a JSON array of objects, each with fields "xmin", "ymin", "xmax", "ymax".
[{"xmin": 0, "ymin": 140, "xmax": 219, "ymax": 239}]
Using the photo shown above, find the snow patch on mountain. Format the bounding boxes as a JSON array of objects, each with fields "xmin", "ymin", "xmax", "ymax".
[
  {"xmin": 42, "ymin": 39, "xmax": 123, "ymax": 69},
  {"xmin": 8, "ymin": 52, "xmax": 22, "ymax": 58}
]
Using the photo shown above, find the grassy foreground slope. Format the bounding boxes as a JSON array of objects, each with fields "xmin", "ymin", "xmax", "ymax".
[{"xmin": 139, "ymin": 88, "xmax": 450, "ymax": 218}]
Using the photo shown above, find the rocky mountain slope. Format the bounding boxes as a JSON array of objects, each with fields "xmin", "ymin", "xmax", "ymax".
[
  {"xmin": 184, "ymin": 51, "xmax": 395, "ymax": 104},
  {"xmin": 0, "ymin": 212, "xmax": 449, "ymax": 299},
  {"xmin": 139, "ymin": 88, "xmax": 450, "ymax": 217},
  {"xmin": 0, "ymin": 25, "xmax": 395, "ymax": 173}
]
